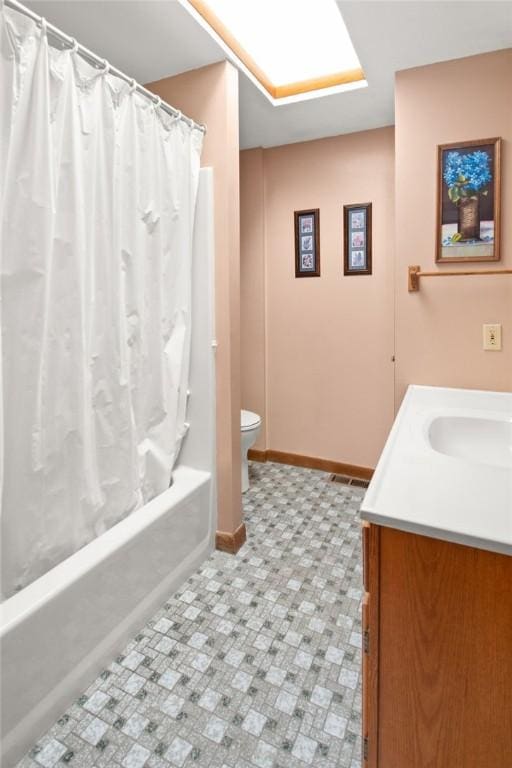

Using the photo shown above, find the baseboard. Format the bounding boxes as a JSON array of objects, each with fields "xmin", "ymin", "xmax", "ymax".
[
  {"xmin": 247, "ymin": 448, "xmax": 267, "ymax": 463},
  {"xmin": 248, "ymin": 448, "xmax": 374, "ymax": 481},
  {"xmin": 216, "ymin": 522, "xmax": 247, "ymax": 554}
]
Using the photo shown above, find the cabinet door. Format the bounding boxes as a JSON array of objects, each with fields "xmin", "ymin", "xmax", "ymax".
[{"xmin": 377, "ymin": 527, "xmax": 512, "ymax": 767}]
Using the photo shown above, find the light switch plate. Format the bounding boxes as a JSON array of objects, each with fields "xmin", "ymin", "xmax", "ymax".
[{"xmin": 483, "ymin": 323, "xmax": 502, "ymax": 351}]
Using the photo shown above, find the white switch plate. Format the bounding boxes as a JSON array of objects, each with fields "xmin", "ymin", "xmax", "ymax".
[{"xmin": 483, "ymin": 323, "xmax": 502, "ymax": 351}]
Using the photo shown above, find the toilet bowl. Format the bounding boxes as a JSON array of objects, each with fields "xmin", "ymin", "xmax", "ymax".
[{"xmin": 241, "ymin": 410, "xmax": 262, "ymax": 493}]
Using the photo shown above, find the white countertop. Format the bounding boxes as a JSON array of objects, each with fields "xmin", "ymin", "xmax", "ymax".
[{"xmin": 360, "ymin": 385, "xmax": 512, "ymax": 556}]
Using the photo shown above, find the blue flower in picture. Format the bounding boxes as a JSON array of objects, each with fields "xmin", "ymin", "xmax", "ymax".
[
  {"xmin": 443, "ymin": 152, "xmax": 463, "ymax": 187},
  {"xmin": 443, "ymin": 149, "xmax": 492, "ymax": 201}
]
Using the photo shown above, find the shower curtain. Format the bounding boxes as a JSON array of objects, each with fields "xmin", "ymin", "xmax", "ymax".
[{"xmin": 0, "ymin": 6, "xmax": 203, "ymax": 598}]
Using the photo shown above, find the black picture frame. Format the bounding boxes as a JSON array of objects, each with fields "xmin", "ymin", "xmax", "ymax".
[
  {"xmin": 343, "ymin": 203, "xmax": 372, "ymax": 276},
  {"xmin": 295, "ymin": 209, "xmax": 320, "ymax": 277}
]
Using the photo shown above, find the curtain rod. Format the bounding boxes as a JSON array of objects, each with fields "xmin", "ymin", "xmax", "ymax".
[{"xmin": 3, "ymin": 0, "xmax": 206, "ymax": 135}]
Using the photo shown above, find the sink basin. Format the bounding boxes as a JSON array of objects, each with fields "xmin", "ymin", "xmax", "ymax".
[
  {"xmin": 362, "ymin": 386, "xmax": 512, "ymax": 556},
  {"xmin": 428, "ymin": 415, "xmax": 512, "ymax": 469}
]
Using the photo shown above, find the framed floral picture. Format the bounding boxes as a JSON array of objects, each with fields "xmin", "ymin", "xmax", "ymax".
[
  {"xmin": 343, "ymin": 203, "xmax": 372, "ymax": 275},
  {"xmin": 295, "ymin": 209, "xmax": 320, "ymax": 277},
  {"xmin": 437, "ymin": 137, "xmax": 501, "ymax": 263}
]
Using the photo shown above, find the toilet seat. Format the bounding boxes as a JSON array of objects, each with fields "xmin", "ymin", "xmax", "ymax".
[{"xmin": 241, "ymin": 409, "xmax": 261, "ymax": 432}]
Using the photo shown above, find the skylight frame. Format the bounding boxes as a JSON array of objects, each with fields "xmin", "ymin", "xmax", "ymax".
[{"xmin": 184, "ymin": 0, "xmax": 366, "ymax": 102}]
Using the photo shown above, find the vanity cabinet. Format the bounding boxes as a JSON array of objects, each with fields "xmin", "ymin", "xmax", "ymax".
[{"xmin": 361, "ymin": 522, "xmax": 512, "ymax": 767}]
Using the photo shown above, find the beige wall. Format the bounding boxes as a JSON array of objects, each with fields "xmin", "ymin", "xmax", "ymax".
[
  {"xmin": 395, "ymin": 49, "xmax": 512, "ymax": 403},
  {"xmin": 147, "ymin": 49, "xmax": 511, "ymax": 516},
  {"xmin": 240, "ymin": 128, "xmax": 396, "ymax": 469},
  {"xmin": 240, "ymin": 149, "xmax": 268, "ymax": 450},
  {"xmin": 241, "ymin": 49, "xmax": 512, "ymax": 472},
  {"xmin": 147, "ymin": 62, "xmax": 242, "ymax": 534}
]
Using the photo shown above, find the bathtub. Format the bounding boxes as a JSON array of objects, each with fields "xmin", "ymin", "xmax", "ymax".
[
  {"xmin": 0, "ymin": 468, "xmax": 214, "ymax": 765},
  {"xmin": 0, "ymin": 169, "xmax": 217, "ymax": 767}
]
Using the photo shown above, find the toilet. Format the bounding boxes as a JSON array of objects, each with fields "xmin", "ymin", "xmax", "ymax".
[{"xmin": 240, "ymin": 409, "xmax": 262, "ymax": 493}]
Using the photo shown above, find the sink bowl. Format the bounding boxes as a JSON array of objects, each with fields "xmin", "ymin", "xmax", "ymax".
[{"xmin": 428, "ymin": 415, "xmax": 512, "ymax": 469}]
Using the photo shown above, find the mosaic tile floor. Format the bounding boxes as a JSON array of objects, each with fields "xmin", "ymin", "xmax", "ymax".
[{"xmin": 17, "ymin": 462, "xmax": 366, "ymax": 768}]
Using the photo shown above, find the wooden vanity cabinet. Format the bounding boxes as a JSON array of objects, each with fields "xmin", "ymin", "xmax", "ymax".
[{"xmin": 361, "ymin": 522, "xmax": 512, "ymax": 768}]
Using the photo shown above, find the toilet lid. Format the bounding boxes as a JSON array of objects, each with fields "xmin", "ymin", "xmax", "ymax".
[{"xmin": 241, "ymin": 409, "xmax": 261, "ymax": 431}]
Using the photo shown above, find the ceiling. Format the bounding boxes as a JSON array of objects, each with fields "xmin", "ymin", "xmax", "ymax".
[{"xmin": 22, "ymin": 0, "xmax": 512, "ymax": 149}]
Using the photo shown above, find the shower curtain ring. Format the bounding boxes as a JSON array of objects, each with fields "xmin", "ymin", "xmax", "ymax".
[
  {"xmin": 101, "ymin": 59, "xmax": 110, "ymax": 74},
  {"xmin": 40, "ymin": 17, "xmax": 47, "ymax": 36},
  {"xmin": 129, "ymin": 79, "xmax": 137, "ymax": 93},
  {"xmin": 153, "ymin": 96, "xmax": 162, "ymax": 110},
  {"xmin": 70, "ymin": 38, "xmax": 78, "ymax": 54}
]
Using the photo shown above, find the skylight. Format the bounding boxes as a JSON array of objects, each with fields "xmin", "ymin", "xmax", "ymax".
[{"xmin": 186, "ymin": 0, "xmax": 364, "ymax": 101}]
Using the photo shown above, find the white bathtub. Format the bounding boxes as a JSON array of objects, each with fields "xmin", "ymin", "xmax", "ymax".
[
  {"xmin": 0, "ymin": 467, "xmax": 214, "ymax": 765},
  {"xmin": 0, "ymin": 169, "xmax": 217, "ymax": 767}
]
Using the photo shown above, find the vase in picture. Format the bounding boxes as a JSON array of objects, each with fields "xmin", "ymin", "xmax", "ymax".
[{"xmin": 458, "ymin": 195, "xmax": 480, "ymax": 240}]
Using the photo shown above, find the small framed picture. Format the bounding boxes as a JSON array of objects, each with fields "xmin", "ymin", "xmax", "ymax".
[
  {"xmin": 300, "ymin": 216, "xmax": 313, "ymax": 234},
  {"xmin": 301, "ymin": 234, "xmax": 313, "ymax": 251},
  {"xmin": 351, "ymin": 231, "xmax": 365, "ymax": 248},
  {"xmin": 351, "ymin": 211, "xmax": 365, "ymax": 229},
  {"xmin": 295, "ymin": 209, "xmax": 320, "ymax": 277},
  {"xmin": 436, "ymin": 137, "xmax": 501, "ymax": 263},
  {"xmin": 300, "ymin": 252, "xmax": 314, "ymax": 270},
  {"xmin": 350, "ymin": 250, "xmax": 365, "ymax": 269},
  {"xmin": 344, "ymin": 203, "xmax": 372, "ymax": 275}
]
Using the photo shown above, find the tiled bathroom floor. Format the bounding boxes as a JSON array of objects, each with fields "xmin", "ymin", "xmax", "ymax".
[{"xmin": 17, "ymin": 462, "xmax": 366, "ymax": 768}]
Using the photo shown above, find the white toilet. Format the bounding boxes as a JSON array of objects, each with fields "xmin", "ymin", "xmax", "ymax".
[{"xmin": 241, "ymin": 409, "xmax": 262, "ymax": 493}]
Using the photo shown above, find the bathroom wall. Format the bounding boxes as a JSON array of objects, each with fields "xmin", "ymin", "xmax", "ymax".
[
  {"xmin": 241, "ymin": 49, "xmax": 511, "ymax": 472},
  {"xmin": 240, "ymin": 128, "xmax": 395, "ymax": 470},
  {"xmin": 147, "ymin": 61, "xmax": 243, "ymax": 537},
  {"xmin": 395, "ymin": 49, "xmax": 512, "ymax": 403},
  {"xmin": 240, "ymin": 149, "xmax": 267, "ymax": 451}
]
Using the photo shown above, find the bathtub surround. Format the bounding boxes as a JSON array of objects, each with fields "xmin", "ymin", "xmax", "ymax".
[
  {"xmin": 0, "ymin": 5, "xmax": 203, "ymax": 598},
  {"xmin": 240, "ymin": 128, "xmax": 396, "ymax": 469},
  {"xmin": 394, "ymin": 49, "xmax": 512, "ymax": 401},
  {"xmin": 14, "ymin": 462, "xmax": 365, "ymax": 768},
  {"xmin": 147, "ymin": 62, "xmax": 245, "ymax": 551}
]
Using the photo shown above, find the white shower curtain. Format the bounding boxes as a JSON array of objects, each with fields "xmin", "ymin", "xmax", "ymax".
[{"xmin": 0, "ymin": 6, "xmax": 203, "ymax": 598}]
